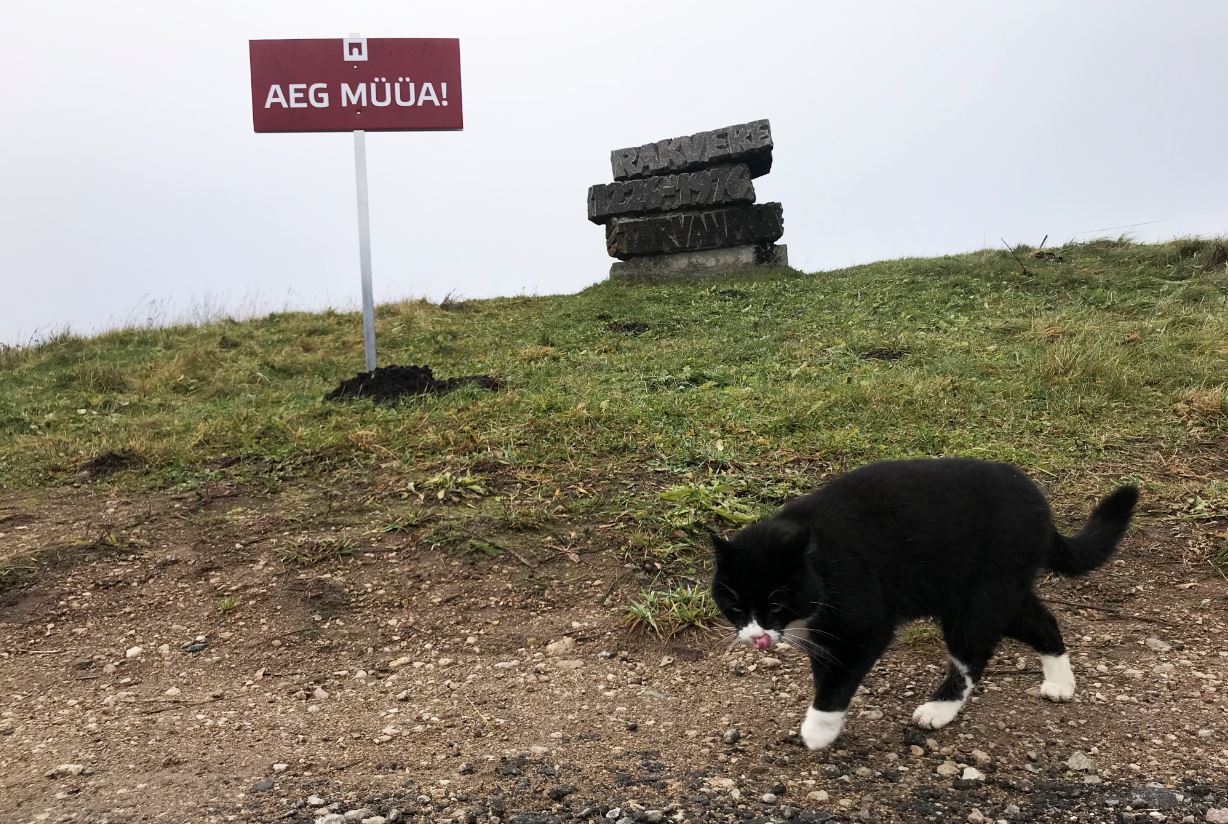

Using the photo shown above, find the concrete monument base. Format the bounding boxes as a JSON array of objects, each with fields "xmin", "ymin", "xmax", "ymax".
[{"xmin": 609, "ymin": 243, "xmax": 788, "ymax": 282}]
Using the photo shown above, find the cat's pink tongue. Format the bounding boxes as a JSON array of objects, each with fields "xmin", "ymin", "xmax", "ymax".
[{"xmin": 753, "ymin": 634, "xmax": 774, "ymax": 650}]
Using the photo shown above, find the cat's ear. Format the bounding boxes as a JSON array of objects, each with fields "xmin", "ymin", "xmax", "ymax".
[{"xmin": 709, "ymin": 531, "xmax": 733, "ymax": 560}]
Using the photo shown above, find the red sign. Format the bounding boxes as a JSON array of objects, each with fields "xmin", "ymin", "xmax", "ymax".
[{"xmin": 249, "ymin": 38, "xmax": 463, "ymax": 133}]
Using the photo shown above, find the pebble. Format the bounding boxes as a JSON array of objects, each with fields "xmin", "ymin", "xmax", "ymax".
[
  {"xmin": 1005, "ymin": 805, "xmax": 1021, "ymax": 816},
  {"xmin": 1206, "ymin": 810, "xmax": 1228, "ymax": 824},
  {"xmin": 388, "ymin": 656, "xmax": 413, "ymax": 669},
  {"xmin": 724, "ymin": 728, "xmax": 741, "ymax": 745},
  {"xmin": 968, "ymin": 810, "xmax": 986, "ymax": 824},
  {"xmin": 760, "ymin": 657, "xmax": 783, "ymax": 669},
  {"xmin": 103, "ymin": 663, "xmax": 118, "ymax": 674},
  {"xmin": 546, "ymin": 637, "xmax": 576, "ymax": 656},
  {"xmin": 1066, "ymin": 751, "xmax": 1095, "ymax": 772},
  {"xmin": 910, "ymin": 745, "xmax": 925, "ymax": 757},
  {"xmin": 313, "ymin": 687, "xmax": 329, "ymax": 701},
  {"xmin": 315, "ymin": 816, "xmax": 345, "ymax": 824},
  {"xmin": 970, "ymin": 749, "xmax": 991, "ymax": 765},
  {"xmin": 73, "ymin": 657, "xmax": 93, "ymax": 670},
  {"xmin": 343, "ymin": 810, "xmax": 372, "ymax": 822},
  {"xmin": 1146, "ymin": 637, "xmax": 1172, "ymax": 653},
  {"xmin": 252, "ymin": 778, "xmax": 274, "ymax": 792},
  {"xmin": 272, "ymin": 763, "xmax": 288, "ymax": 772},
  {"xmin": 45, "ymin": 764, "xmax": 88, "ymax": 778},
  {"xmin": 548, "ymin": 784, "xmax": 575, "ymax": 801},
  {"xmin": 855, "ymin": 767, "xmax": 873, "ymax": 778},
  {"xmin": 644, "ymin": 812, "xmax": 664, "ymax": 824},
  {"xmin": 807, "ymin": 790, "xmax": 830, "ymax": 802},
  {"xmin": 164, "ymin": 687, "xmax": 181, "ymax": 697},
  {"xmin": 961, "ymin": 767, "xmax": 986, "ymax": 782},
  {"xmin": 762, "ymin": 793, "xmax": 779, "ymax": 804},
  {"xmin": 307, "ymin": 795, "xmax": 326, "ymax": 806},
  {"xmin": 360, "ymin": 818, "xmax": 386, "ymax": 824},
  {"xmin": 936, "ymin": 760, "xmax": 960, "ymax": 777},
  {"xmin": 125, "ymin": 646, "xmax": 143, "ymax": 659},
  {"xmin": 185, "ymin": 641, "xmax": 208, "ymax": 653}
]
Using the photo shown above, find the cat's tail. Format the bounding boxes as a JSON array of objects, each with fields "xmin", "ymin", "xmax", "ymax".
[{"xmin": 1046, "ymin": 485, "xmax": 1139, "ymax": 576}]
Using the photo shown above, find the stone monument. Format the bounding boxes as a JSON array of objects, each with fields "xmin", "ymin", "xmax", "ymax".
[{"xmin": 588, "ymin": 119, "xmax": 787, "ymax": 280}]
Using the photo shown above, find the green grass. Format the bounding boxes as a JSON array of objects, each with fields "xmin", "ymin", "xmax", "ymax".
[
  {"xmin": 2, "ymin": 238, "xmax": 1226, "ymax": 579},
  {"xmin": 624, "ymin": 585, "xmax": 720, "ymax": 637}
]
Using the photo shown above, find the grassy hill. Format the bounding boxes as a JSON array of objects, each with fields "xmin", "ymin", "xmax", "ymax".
[{"xmin": 2, "ymin": 238, "xmax": 1225, "ymax": 614}]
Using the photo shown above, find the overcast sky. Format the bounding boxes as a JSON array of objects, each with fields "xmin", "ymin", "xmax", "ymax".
[{"xmin": 3, "ymin": 1, "xmax": 1227, "ymax": 345}]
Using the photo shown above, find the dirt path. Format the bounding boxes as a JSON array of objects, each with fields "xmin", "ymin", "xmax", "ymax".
[{"xmin": 1, "ymin": 485, "xmax": 1226, "ymax": 824}]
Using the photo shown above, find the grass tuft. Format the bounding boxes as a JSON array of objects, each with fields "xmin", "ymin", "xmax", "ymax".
[{"xmin": 624, "ymin": 585, "xmax": 719, "ymax": 637}]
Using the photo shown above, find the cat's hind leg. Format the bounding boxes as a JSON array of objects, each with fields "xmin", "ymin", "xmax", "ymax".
[
  {"xmin": 912, "ymin": 622, "xmax": 1000, "ymax": 730},
  {"xmin": 1005, "ymin": 592, "xmax": 1074, "ymax": 702},
  {"xmin": 802, "ymin": 630, "xmax": 893, "ymax": 750}
]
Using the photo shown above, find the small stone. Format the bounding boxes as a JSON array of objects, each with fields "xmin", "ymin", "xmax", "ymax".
[
  {"xmin": 556, "ymin": 659, "xmax": 583, "ymax": 670},
  {"xmin": 807, "ymin": 790, "xmax": 830, "ymax": 802},
  {"xmin": 103, "ymin": 663, "xmax": 118, "ymax": 674},
  {"xmin": 185, "ymin": 641, "xmax": 208, "ymax": 653},
  {"xmin": 1005, "ymin": 804, "xmax": 1021, "ymax": 816},
  {"xmin": 762, "ymin": 793, "xmax": 778, "ymax": 804},
  {"xmin": 389, "ymin": 656, "xmax": 413, "ymax": 668},
  {"xmin": 546, "ymin": 637, "xmax": 576, "ymax": 656},
  {"xmin": 644, "ymin": 812, "xmax": 664, "ymax": 824},
  {"xmin": 360, "ymin": 818, "xmax": 386, "ymax": 824},
  {"xmin": 1066, "ymin": 751, "xmax": 1095, "ymax": 772},
  {"xmin": 724, "ymin": 728, "xmax": 741, "ymax": 745},
  {"xmin": 1205, "ymin": 810, "xmax": 1228, "ymax": 824},
  {"xmin": 343, "ymin": 810, "xmax": 373, "ymax": 822},
  {"xmin": 548, "ymin": 785, "xmax": 575, "ymax": 801},
  {"xmin": 307, "ymin": 795, "xmax": 326, "ymax": 806},
  {"xmin": 936, "ymin": 760, "xmax": 960, "ymax": 778},
  {"xmin": 313, "ymin": 686, "xmax": 329, "ymax": 700},
  {"xmin": 760, "ymin": 657, "xmax": 783, "ymax": 669},
  {"xmin": 969, "ymin": 810, "xmax": 987, "ymax": 824},
  {"xmin": 625, "ymin": 721, "xmax": 638, "ymax": 731},
  {"xmin": 961, "ymin": 767, "xmax": 986, "ymax": 782},
  {"xmin": 910, "ymin": 745, "xmax": 925, "ymax": 757},
  {"xmin": 125, "ymin": 645, "xmax": 144, "ymax": 659},
  {"xmin": 1146, "ymin": 637, "xmax": 1172, "ymax": 653},
  {"xmin": 164, "ymin": 687, "xmax": 181, "ymax": 697},
  {"xmin": 1197, "ymin": 729, "xmax": 1213, "ymax": 739},
  {"xmin": 970, "ymin": 749, "xmax": 991, "ymax": 765},
  {"xmin": 73, "ymin": 657, "xmax": 93, "ymax": 670},
  {"xmin": 45, "ymin": 764, "xmax": 87, "ymax": 778},
  {"xmin": 855, "ymin": 767, "xmax": 873, "ymax": 778},
  {"xmin": 252, "ymin": 777, "xmax": 275, "ymax": 792},
  {"xmin": 315, "ymin": 816, "xmax": 345, "ymax": 824},
  {"xmin": 272, "ymin": 763, "xmax": 288, "ymax": 773}
]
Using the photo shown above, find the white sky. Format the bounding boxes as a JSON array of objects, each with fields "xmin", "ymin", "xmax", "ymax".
[{"xmin": 3, "ymin": 1, "xmax": 1227, "ymax": 345}]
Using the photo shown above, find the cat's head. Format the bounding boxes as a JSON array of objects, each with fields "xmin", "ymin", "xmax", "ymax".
[{"xmin": 709, "ymin": 519, "xmax": 820, "ymax": 650}]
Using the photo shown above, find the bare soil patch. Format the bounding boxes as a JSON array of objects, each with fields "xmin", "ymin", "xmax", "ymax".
[{"xmin": 1, "ymin": 485, "xmax": 1226, "ymax": 823}]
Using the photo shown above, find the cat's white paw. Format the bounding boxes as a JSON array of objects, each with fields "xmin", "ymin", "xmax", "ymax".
[
  {"xmin": 1040, "ymin": 654, "xmax": 1075, "ymax": 702},
  {"xmin": 1040, "ymin": 680, "xmax": 1075, "ymax": 702},
  {"xmin": 800, "ymin": 707, "xmax": 845, "ymax": 750},
  {"xmin": 911, "ymin": 699, "xmax": 963, "ymax": 729}
]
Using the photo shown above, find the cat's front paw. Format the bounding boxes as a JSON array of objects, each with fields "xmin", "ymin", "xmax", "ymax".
[
  {"xmin": 911, "ymin": 699, "xmax": 963, "ymax": 729},
  {"xmin": 800, "ymin": 707, "xmax": 845, "ymax": 750},
  {"xmin": 1040, "ymin": 680, "xmax": 1075, "ymax": 702}
]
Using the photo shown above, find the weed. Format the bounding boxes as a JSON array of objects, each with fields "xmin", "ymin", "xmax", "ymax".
[
  {"xmin": 277, "ymin": 537, "xmax": 356, "ymax": 567},
  {"xmin": 624, "ymin": 585, "xmax": 719, "ymax": 637}
]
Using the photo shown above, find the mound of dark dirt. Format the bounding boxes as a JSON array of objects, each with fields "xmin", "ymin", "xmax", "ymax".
[
  {"xmin": 78, "ymin": 449, "xmax": 143, "ymax": 478},
  {"xmin": 325, "ymin": 364, "xmax": 503, "ymax": 402},
  {"xmin": 607, "ymin": 321, "xmax": 649, "ymax": 335},
  {"xmin": 859, "ymin": 347, "xmax": 908, "ymax": 361}
]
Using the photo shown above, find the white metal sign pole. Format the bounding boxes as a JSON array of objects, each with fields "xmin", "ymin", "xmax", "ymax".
[{"xmin": 353, "ymin": 129, "xmax": 377, "ymax": 372}]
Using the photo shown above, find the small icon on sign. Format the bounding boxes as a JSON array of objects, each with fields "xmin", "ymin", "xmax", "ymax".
[{"xmin": 344, "ymin": 36, "xmax": 367, "ymax": 61}]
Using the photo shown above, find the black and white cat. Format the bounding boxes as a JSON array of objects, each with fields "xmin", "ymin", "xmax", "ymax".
[{"xmin": 710, "ymin": 457, "xmax": 1138, "ymax": 750}]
